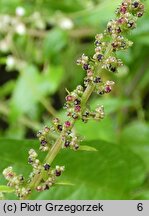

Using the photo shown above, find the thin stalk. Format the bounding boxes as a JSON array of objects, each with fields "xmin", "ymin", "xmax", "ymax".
[
  {"xmin": 40, "ymin": 98, "xmax": 57, "ymax": 117},
  {"xmin": 27, "ymin": 134, "xmax": 64, "ymax": 190}
]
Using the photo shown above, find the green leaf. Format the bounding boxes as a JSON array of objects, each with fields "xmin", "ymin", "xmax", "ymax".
[
  {"xmin": 75, "ymin": 117, "xmax": 117, "ymax": 143},
  {"xmin": 0, "ymin": 185, "xmax": 14, "ymax": 193},
  {"xmin": 5, "ymin": 123, "xmax": 26, "ymax": 139},
  {"xmin": 74, "ymin": 0, "xmax": 122, "ymax": 26},
  {"xmin": 138, "ymin": 69, "xmax": 149, "ymax": 90},
  {"xmin": 0, "ymin": 138, "xmax": 146, "ymax": 200},
  {"xmin": 40, "ymin": 65, "xmax": 64, "ymax": 95},
  {"xmin": 10, "ymin": 65, "xmax": 42, "ymax": 118},
  {"xmin": 131, "ymin": 19, "xmax": 149, "ymax": 45},
  {"xmin": 0, "ymin": 138, "xmax": 38, "ymax": 186},
  {"xmin": 119, "ymin": 121, "xmax": 149, "ymax": 169},
  {"xmin": 10, "ymin": 64, "xmax": 64, "ymax": 120},
  {"xmin": 33, "ymin": 140, "xmax": 145, "ymax": 200},
  {"xmin": 43, "ymin": 28, "xmax": 68, "ymax": 59},
  {"xmin": 0, "ymin": 80, "xmax": 15, "ymax": 98}
]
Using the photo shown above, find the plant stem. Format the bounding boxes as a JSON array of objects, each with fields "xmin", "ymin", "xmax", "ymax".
[
  {"xmin": 82, "ymin": 44, "xmax": 112, "ymax": 106},
  {"xmin": 81, "ymin": 83, "xmax": 95, "ymax": 107},
  {"xmin": 28, "ymin": 134, "xmax": 65, "ymax": 189},
  {"xmin": 23, "ymin": 44, "xmax": 112, "ymax": 200}
]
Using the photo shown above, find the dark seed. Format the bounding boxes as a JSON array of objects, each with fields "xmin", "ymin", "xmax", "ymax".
[
  {"xmin": 94, "ymin": 40, "xmax": 101, "ymax": 46},
  {"xmin": 44, "ymin": 164, "xmax": 51, "ymax": 171},
  {"xmin": 85, "ymin": 111, "xmax": 89, "ymax": 116},
  {"xmin": 111, "ymin": 67, "xmax": 116, "ymax": 72},
  {"xmin": 109, "ymin": 65, "xmax": 116, "ymax": 72},
  {"xmin": 107, "ymin": 26, "xmax": 112, "ymax": 33},
  {"xmin": 98, "ymin": 91, "xmax": 104, "ymax": 95},
  {"xmin": 82, "ymin": 111, "xmax": 89, "ymax": 118},
  {"xmin": 74, "ymin": 144, "xmax": 79, "ymax": 150},
  {"xmin": 74, "ymin": 99, "xmax": 81, "ymax": 105},
  {"xmin": 97, "ymin": 54, "xmax": 103, "ymax": 61},
  {"xmin": 19, "ymin": 176, "xmax": 24, "ymax": 181},
  {"xmin": 137, "ymin": 12, "xmax": 143, "ymax": 17},
  {"xmin": 116, "ymin": 27, "xmax": 121, "ymax": 33},
  {"xmin": 93, "ymin": 77, "xmax": 101, "ymax": 83},
  {"xmin": 128, "ymin": 21, "xmax": 134, "ymax": 28},
  {"xmin": 84, "ymin": 78, "xmax": 90, "ymax": 83},
  {"xmin": 40, "ymin": 140, "xmax": 47, "ymax": 146},
  {"xmin": 57, "ymin": 124, "xmax": 62, "ymax": 131},
  {"xmin": 55, "ymin": 170, "xmax": 61, "ymax": 176},
  {"xmin": 28, "ymin": 158, "xmax": 33, "ymax": 164},
  {"xmin": 83, "ymin": 63, "xmax": 89, "ymax": 70},
  {"xmin": 44, "ymin": 184, "xmax": 49, "ymax": 190},
  {"xmin": 133, "ymin": 1, "xmax": 139, "ymax": 8},
  {"xmin": 66, "ymin": 130, "xmax": 72, "ymax": 135},
  {"xmin": 112, "ymin": 42, "xmax": 117, "ymax": 48},
  {"xmin": 64, "ymin": 140, "xmax": 70, "ymax": 147}
]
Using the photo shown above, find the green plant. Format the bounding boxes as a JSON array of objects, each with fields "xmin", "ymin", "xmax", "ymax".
[{"xmin": 1, "ymin": 0, "xmax": 145, "ymax": 200}]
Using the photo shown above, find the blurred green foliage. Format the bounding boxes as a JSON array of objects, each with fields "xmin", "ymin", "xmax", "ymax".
[{"xmin": 0, "ymin": 0, "xmax": 149, "ymax": 199}]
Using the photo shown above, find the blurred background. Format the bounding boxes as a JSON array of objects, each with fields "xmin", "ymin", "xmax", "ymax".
[{"xmin": 0, "ymin": 0, "xmax": 149, "ymax": 200}]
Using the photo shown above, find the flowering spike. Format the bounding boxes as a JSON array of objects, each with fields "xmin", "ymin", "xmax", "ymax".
[{"xmin": 2, "ymin": 0, "xmax": 145, "ymax": 199}]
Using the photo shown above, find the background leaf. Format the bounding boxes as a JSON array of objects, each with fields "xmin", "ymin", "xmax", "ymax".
[
  {"xmin": 0, "ymin": 138, "xmax": 146, "ymax": 199},
  {"xmin": 119, "ymin": 121, "xmax": 149, "ymax": 169},
  {"xmin": 0, "ymin": 0, "xmax": 148, "ymax": 200},
  {"xmin": 43, "ymin": 28, "xmax": 68, "ymax": 60}
]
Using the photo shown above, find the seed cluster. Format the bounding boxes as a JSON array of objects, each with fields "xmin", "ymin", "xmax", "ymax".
[
  {"xmin": 108, "ymin": 0, "xmax": 144, "ymax": 51},
  {"xmin": 3, "ymin": 0, "xmax": 144, "ymax": 199},
  {"xmin": 37, "ymin": 126, "xmax": 51, "ymax": 152},
  {"xmin": 63, "ymin": 133, "xmax": 79, "ymax": 150},
  {"xmin": 2, "ymin": 167, "xmax": 30, "ymax": 199},
  {"xmin": 3, "ymin": 161, "xmax": 65, "ymax": 198},
  {"xmin": 35, "ymin": 165, "xmax": 65, "ymax": 192},
  {"xmin": 64, "ymin": 85, "xmax": 83, "ymax": 119}
]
